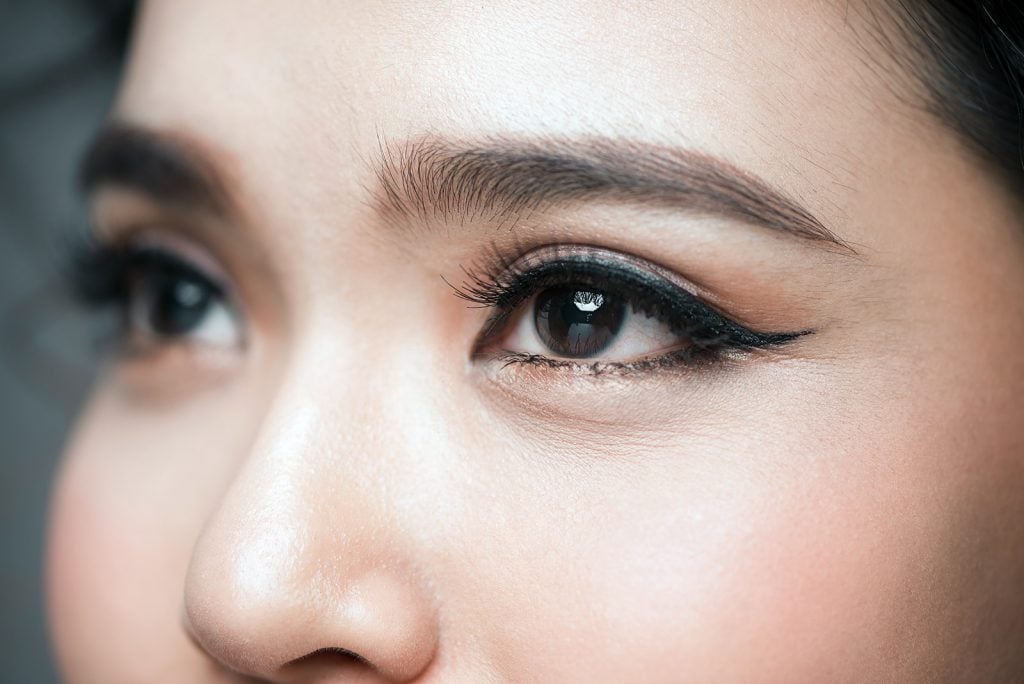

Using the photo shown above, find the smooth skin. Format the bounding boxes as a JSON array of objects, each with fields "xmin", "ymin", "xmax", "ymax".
[{"xmin": 48, "ymin": 1, "xmax": 1024, "ymax": 682}]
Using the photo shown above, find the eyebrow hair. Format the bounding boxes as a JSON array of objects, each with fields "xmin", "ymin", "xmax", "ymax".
[
  {"xmin": 374, "ymin": 136, "xmax": 849, "ymax": 250},
  {"xmin": 79, "ymin": 123, "xmax": 232, "ymax": 215},
  {"xmin": 80, "ymin": 123, "xmax": 848, "ymax": 252}
]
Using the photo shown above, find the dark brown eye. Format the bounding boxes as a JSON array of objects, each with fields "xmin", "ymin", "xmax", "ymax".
[
  {"xmin": 533, "ymin": 286, "xmax": 626, "ymax": 358},
  {"xmin": 463, "ymin": 247, "xmax": 809, "ymax": 368},
  {"xmin": 143, "ymin": 273, "xmax": 215, "ymax": 337},
  {"xmin": 121, "ymin": 249, "xmax": 241, "ymax": 348}
]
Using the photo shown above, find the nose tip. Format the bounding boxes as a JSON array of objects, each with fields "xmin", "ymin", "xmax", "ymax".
[
  {"xmin": 183, "ymin": 508, "xmax": 438, "ymax": 682},
  {"xmin": 179, "ymin": 359, "xmax": 446, "ymax": 682},
  {"xmin": 184, "ymin": 542, "xmax": 439, "ymax": 682}
]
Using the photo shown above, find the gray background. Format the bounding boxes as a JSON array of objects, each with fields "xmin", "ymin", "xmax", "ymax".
[{"xmin": 1, "ymin": 1, "xmax": 130, "ymax": 681}]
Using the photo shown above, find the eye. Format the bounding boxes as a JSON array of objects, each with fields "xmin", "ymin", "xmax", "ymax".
[
  {"xmin": 455, "ymin": 245, "xmax": 807, "ymax": 370},
  {"xmin": 71, "ymin": 242, "xmax": 243, "ymax": 353},
  {"xmin": 504, "ymin": 285, "xmax": 675, "ymax": 360},
  {"xmin": 124, "ymin": 250, "xmax": 240, "ymax": 349}
]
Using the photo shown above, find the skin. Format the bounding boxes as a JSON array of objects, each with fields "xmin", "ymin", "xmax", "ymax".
[{"xmin": 47, "ymin": 1, "xmax": 1024, "ymax": 682}]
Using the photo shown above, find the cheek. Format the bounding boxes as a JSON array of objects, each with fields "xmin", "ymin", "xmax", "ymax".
[
  {"xmin": 464, "ymin": 389, "xmax": 1021, "ymax": 682},
  {"xmin": 47, "ymin": 444, "xmax": 198, "ymax": 683},
  {"xmin": 44, "ymin": 342, "xmax": 1024, "ymax": 680},
  {"xmin": 46, "ymin": 379, "xmax": 266, "ymax": 683}
]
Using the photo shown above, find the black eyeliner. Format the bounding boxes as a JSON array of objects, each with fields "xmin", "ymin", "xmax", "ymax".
[{"xmin": 452, "ymin": 246, "xmax": 811, "ymax": 367}]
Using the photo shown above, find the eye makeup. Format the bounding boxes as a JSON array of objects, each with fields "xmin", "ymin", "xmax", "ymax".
[
  {"xmin": 450, "ymin": 244, "xmax": 811, "ymax": 374},
  {"xmin": 66, "ymin": 230, "xmax": 811, "ymax": 378}
]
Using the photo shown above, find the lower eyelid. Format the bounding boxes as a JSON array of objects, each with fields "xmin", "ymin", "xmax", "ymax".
[
  {"xmin": 490, "ymin": 336, "xmax": 797, "ymax": 378},
  {"xmin": 486, "ymin": 349, "xmax": 702, "ymax": 377}
]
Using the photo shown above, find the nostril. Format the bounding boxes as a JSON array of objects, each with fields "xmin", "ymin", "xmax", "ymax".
[
  {"xmin": 279, "ymin": 647, "xmax": 387, "ymax": 681},
  {"xmin": 286, "ymin": 646, "xmax": 371, "ymax": 668}
]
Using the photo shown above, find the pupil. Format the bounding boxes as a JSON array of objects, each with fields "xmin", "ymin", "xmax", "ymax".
[
  {"xmin": 150, "ymin": 276, "xmax": 211, "ymax": 336},
  {"xmin": 534, "ymin": 286, "xmax": 625, "ymax": 358}
]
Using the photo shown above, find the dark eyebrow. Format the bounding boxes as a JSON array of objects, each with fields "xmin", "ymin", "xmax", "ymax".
[
  {"xmin": 81, "ymin": 124, "xmax": 848, "ymax": 252},
  {"xmin": 373, "ymin": 136, "xmax": 850, "ymax": 251},
  {"xmin": 79, "ymin": 123, "xmax": 232, "ymax": 216}
]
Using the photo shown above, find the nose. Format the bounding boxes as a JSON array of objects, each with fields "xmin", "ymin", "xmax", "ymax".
[{"xmin": 182, "ymin": 379, "xmax": 440, "ymax": 682}]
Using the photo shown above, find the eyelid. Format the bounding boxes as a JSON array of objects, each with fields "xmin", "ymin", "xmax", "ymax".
[
  {"xmin": 454, "ymin": 243, "xmax": 811, "ymax": 363},
  {"xmin": 129, "ymin": 246, "xmax": 248, "ymax": 349},
  {"xmin": 461, "ymin": 244, "xmax": 715, "ymax": 306},
  {"xmin": 476, "ymin": 257, "xmax": 698, "ymax": 351},
  {"xmin": 70, "ymin": 232, "xmax": 247, "ymax": 354},
  {"xmin": 457, "ymin": 244, "xmax": 717, "ymax": 336},
  {"xmin": 122, "ymin": 230, "xmax": 234, "ymax": 295}
]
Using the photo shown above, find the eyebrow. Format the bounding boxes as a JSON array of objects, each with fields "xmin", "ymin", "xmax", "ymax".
[
  {"xmin": 80, "ymin": 123, "xmax": 848, "ymax": 251},
  {"xmin": 374, "ymin": 135, "xmax": 849, "ymax": 250},
  {"xmin": 79, "ymin": 123, "xmax": 232, "ymax": 216}
]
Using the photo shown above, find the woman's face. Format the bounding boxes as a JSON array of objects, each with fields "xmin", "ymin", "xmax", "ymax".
[{"xmin": 47, "ymin": 1, "xmax": 1024, "ymax": 681}]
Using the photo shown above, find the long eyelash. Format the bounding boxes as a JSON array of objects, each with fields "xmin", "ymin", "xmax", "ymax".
[
  {"xmin": 449, "ymin": 244, "xmax": 810, "ymax": 361},
  {"xmin": 65, "ymin": 237, "xmax": 232, "ymax": 357},
  {"xmin": 66, "ymin": 237, "xmax": 224, "ymax": 311},
  {"xmin": 446, "ymin": 241, "xmax": 541, "ymax": 308},
  {"xmin": 58, "ymin": 237, "xmax": 137, "ymax": 353},
  {"xmin": 65, "ymin": 237, "xmax": 132, "ymax": 309}
]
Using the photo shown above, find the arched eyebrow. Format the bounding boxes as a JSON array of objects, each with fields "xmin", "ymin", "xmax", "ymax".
[
  {"xmin": 373, "ymin": 135, "xmax": 851, "ymax": 251},
  {"xmin": 80, "ymin": 123, "xmax": 850, "ymax": 253}
]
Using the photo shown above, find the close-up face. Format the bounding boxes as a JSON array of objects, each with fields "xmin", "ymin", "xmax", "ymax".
[{"xmin": 45, "ymin": 1, "xmax": 1024, "ymax": 681}]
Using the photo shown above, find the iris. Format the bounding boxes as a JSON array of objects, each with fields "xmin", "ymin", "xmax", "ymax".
[{"xmin": 534, "ymin": 287, "xmax": 625, "ymax": 358}]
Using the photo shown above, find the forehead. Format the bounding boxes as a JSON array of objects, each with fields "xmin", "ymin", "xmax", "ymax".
[{"xmin": 115, "ymin": 0, "xmax": 921, "ymax": 246}]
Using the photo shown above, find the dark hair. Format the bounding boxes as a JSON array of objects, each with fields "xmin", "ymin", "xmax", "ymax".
[{"xmin": 888, "ymin": 1, "xmax": 1024, "ymax": 198}]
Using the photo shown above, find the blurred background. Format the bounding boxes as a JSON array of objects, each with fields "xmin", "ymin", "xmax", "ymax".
[{"xmin": 1, "ymin": 1, "xmax": 133, "ymax": 680}]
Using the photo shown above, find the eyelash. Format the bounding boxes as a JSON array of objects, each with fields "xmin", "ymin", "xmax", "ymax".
[
  {"xmin": 67, "ymin": 238, "xmax": 229, "ymax": 351},
  {"xmin": 451, "ymin": 245, "xmax": 808, "ymax": 372},
  {"xmin": 67, "ymin": 239, "xmax": 806, "ymax": 373}
]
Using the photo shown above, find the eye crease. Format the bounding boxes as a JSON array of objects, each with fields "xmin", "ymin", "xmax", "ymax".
[{"xmin": 452, "ymin": 244, "xmax": 810, "ymax": 373}]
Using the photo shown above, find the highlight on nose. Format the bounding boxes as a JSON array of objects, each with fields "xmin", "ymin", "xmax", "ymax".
[{"xmin": 181, "ymin": 514, "xmax": 439, "ymax": 682}]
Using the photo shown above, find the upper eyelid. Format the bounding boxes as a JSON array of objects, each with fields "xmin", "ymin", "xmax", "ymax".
[
  {"xmin": 73, "ymin": 241, "xmax": 236, "ymax": 317},
  {"xmin": 452, "ymin": 244, "xmax": 716, "ymax": 316},
  {"xmin": 131, "ymin": 247, "xmax": 228, "ymax": 297},
  {"xmin": 494, "ymin": 260, "xmax": 698, "ymax": 312},
  {"xmin": 502, "ymin": 261, "xmax": 734, "ymax": 336},
  {"xmin": 113, "ymin": 228, "xmax": 234, "ymax": 292},
  {"xmin": 458, "ymin": 250, "xmax": 724, "ymax": 349},
  {"xmin": 455, "ymin": 245, "xmax": 812, "ymax": 354}
]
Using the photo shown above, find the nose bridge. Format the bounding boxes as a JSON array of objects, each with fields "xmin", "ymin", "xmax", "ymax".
[{"xmin": 183, "ymin": 351, "xmax": 440, "ymax": 681}]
